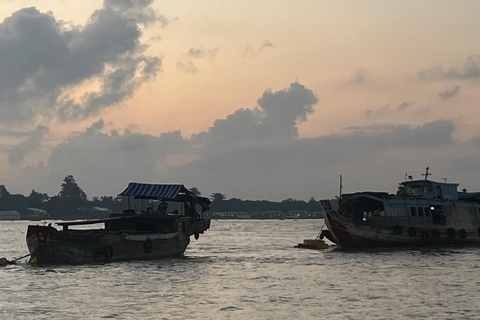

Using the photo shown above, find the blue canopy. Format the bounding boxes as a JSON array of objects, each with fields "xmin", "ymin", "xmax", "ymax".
[{"xmin": 118, "ymin": 183, "xmax": 190, "ymax": 199}]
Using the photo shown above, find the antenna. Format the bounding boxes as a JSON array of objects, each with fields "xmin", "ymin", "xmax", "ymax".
[
  {"xmin": 339, "ymin": 175, "xmax": 343, "ymax": 198},
  {"xmin": 422, "ymin": 167, "xmax": 431, "ymax": 181},
  {"xmin": 442, "ymin": 178, "xmax": 447, "ymax": 183}
]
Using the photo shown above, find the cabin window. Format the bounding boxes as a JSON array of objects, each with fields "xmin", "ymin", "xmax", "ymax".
[
  {"xmin": 410, "ymin": 186, "xmax": 422, "ymax": 195},
  {"xmin": 410, "ymin": 207, "xmax": 417, "ymax": 217},
  {"xmin": 417, "ymin": 207, "xmax": 424, "ymax": 217}
]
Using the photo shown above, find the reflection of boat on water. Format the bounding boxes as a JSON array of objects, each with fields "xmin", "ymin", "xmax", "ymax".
[
  {"xmin": 320, "ymin": 169, "xmax": 480, "ymax": 248},
  {"xmin": 26, "ymin": 183, "xmax": 211, "ymax": 264}
]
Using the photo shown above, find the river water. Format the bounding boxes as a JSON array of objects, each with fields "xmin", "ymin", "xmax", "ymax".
[{"xmin": 1, "ymin": 219, "xmax": 480, "ymax": 319}]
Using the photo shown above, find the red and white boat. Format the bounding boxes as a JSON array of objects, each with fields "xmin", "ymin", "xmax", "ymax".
[{"xmin": 320, "ymin": 169, "xmax": 480, "ymax": 248}]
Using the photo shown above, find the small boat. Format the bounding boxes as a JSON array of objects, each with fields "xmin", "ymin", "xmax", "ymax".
[
  {"xmin": 320, "ymin": 168, "xmax": 480, "ymax": 248},
  {"xmin": 26, "ymin": 183, "xmax": 211, "ymax": 264}
]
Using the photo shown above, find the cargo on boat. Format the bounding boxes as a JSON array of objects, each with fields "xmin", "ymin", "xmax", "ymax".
[
  {"xmin": 26, "ymin": 183, "xmax": 211, "ymax": 264},
  {"xmin": 320, "ymin": 168, "xmax": 480, "ymax": 248}
]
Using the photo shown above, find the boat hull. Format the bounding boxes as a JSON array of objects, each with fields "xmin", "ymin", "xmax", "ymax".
[
  {"xmin": 325, "ymin": 212, "xmax": 480, "ymax": 248},
  {"xmin": 26, "ymin": 219, "xmax": 210, "ymax": 264}
]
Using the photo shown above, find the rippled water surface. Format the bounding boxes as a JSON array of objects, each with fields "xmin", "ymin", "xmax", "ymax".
[{"xmin": 1, "ymin": 220, "xmax": 480, "ymax": 319}]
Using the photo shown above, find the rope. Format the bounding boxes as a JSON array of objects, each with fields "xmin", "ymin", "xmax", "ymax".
[
  {"xmin": 11, "ymin": 253, "xmax": 31, "ymax": 262},
  {"xmin": 316, "ymin": 219, "xmax": 327, "ymax": 239}
]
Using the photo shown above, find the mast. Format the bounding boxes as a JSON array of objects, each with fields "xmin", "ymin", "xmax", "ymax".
[
  {"xmin": 339, "ymin": 175, "xmax": 343, "ymax": 198},
  {"xmin": 422, "ymin": 167, "xmax": 431, "ymax": 180}
]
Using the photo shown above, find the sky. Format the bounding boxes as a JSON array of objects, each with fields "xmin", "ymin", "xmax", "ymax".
[{"xmin": 0, "ymin": 0, "xmax": 480, "ymax": 201}]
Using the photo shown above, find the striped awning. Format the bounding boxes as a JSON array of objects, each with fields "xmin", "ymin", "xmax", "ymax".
[{"xmin": 118, "ymin": 183, "xmax": 190, "ymax": 199}]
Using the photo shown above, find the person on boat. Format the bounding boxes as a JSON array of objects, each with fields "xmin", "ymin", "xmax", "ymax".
[{"xmin": 157, "ymin": 201, "xmax": 168, "ymax": 215}]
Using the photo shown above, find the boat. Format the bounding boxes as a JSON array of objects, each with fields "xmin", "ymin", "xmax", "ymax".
[
  {"xmin": 319, "ymin": 168, "xmax": 480, "ymax": 248},
  {"xmin": 26, "ymin": 183, "xmax": 211, "ymax": 264}
]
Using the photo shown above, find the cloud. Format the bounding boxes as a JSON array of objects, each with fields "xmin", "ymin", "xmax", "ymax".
[
  {"xmin": 471, "ymin": 136, "xmax": 480, "ymax": 149},
  {"xmin": 7, "ymin": 125, "xmax": 50, "ymax": 165},
  {"xmin": 438, "ymin": 85, "xmax": 461, "ymax": 100},
  {"xmin": 242, "ymin": 39, "xmax": 274, "ymax": 58},
  {"xmin": 417, "ymin": 55, "xmax": 480, "ymax": 82},
  {"xmin": 365, "ymin": 101, "xmax": 416, "ymax": 117},
  {"xmin": 258, "ymin": 82, "xmax": 317, "ymax": 137},
  {"xmin": 350, "ymin": 67, "xmax": 368, "ymax": 86},
  {"xmin": 176, "ymin": 61, "xmax": 199, "ymax": 74},
  {"xmin": 26, "ymin": 81, "xmax": 468, "ymax": 201},
  {"xmin": 0, "ymin": 1, "xmax": 163, "ymax": 124},
  {"xmin": 45, "ymin": 120, "xmax": 189, "ymax": 196},
  {"xmin": 187, "ymin": 47, "xmax": 219, "ymax": 59},
  {"xmin": 177, "ymin": 46, "xmax": 219, "ymax": 74},
  {"xmin": 259, "ymin": 39, "xmax": 274, "ymax": 50}
]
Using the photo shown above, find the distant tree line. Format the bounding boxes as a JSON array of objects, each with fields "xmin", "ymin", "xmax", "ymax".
[
  {"xmin": 0, "ymin": 176, "xmax": 324, "ymax": 220},
  {"xmin": 208, "ymin": 192, "xmax": 323, "ymax": 213},
  {"xmin": 0, "ymin": 175, "xmax": 125, "ymax": 220}
]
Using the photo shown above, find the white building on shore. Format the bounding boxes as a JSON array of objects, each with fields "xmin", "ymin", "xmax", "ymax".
[{"xmin": 0, "ymin": 211, "xmax": 21, "ymax": 220}]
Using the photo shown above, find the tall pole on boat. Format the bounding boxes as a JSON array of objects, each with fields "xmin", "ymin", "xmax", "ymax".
[
  {"xmin": 339, "ymin": 175, "xmax": 343, "ymax": 199},
  {"xmin": 422, "ymin": 167, "xmax": 431, "ymax": 181}
]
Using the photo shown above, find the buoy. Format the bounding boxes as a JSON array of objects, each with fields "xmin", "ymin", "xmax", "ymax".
[
  {"xmin": 0, "ymin": 257, "xmax": 8, "ymax": 266},
  {"xmin": 295, "ymin": 239, "xmax": 329, "ymax": 250}
]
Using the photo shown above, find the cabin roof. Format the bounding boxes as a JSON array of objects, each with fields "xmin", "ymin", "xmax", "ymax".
[
  {"xmin": 399, "ymin": 179, "xmax": 459, "ymax": 187},
  {"xmin": 57, "ymin": 214, "xmax": 142, "ymax": 226},
  {"xmin": 118, "ymin": 183, "xmax": 190, "ymax": 199}
]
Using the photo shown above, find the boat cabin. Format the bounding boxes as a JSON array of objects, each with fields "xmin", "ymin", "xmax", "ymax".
[
  {"xmin": 399, "ymin": 180, "xmax": 459, "ymax": 200},
  {"xmin": 57, "ymin": 183, "xmax": 210, "ymax": 233}
]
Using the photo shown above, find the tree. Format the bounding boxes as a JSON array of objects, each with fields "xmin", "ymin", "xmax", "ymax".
[
  {"xmin": 59, "ymin": 175, "xmax": 87, "ymax": 200},
  {"xmin": 210, "ymin": 193, "xmax": 226, "ymax": 202},
  {"xmin": 27, "ymin": 190, "xmax": 49, "ymax": 207},
  {"xmin": 0, "ymin": 185, "xmax": 10, "ymax": 198},
  {"xmin": 29, "ymin": 190, "xmax": 49, "ymax": 202}
]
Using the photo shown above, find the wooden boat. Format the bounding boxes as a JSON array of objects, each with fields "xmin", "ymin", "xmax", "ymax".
[
  {"xmin": 26, "ymin": 183, "xmax": 211, "ymax": 264},
  {"xmin": 320, "ymin": 169, "xmax": 480, "ymax": 248}
]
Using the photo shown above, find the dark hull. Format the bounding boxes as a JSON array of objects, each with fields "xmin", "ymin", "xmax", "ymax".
[
  {"xmin": 26, "ymin": 219, "xmax": 210, "ymax": 265},
  {"xmin": 325, "ymin": 213, "xmax": 480, "ymax": 248}
]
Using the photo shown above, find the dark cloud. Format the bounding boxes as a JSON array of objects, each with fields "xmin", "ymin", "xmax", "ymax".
[
  {"xmin": 417, "ymin": 55, "xmax": 480, "ymax": 82},
  {"xmin": 258, "ymin": 82, "xmax": 317, "ymax": 138},
  {"xmin": 365, "ymin": 101, "xmax": 416, "ymax": 117},
  {"xmin": 471, "ymin": 136, "xmax": 480, "ymax": 149},
  {"xmin": 46, "ymin": 121, "xmax": 188, "ymax": 196},
  {"xmin": 0, "ymin": 1, "xmax": 163, "ymax": 124},
  {"xmin": 29, "ymin": 81, "xmax": 465, "ymax": 200},
  {"xmin": 193, "ymin": 82, "xmax": 317, "ymax": 151},
  {"xmin": 7, "ymin": 125, "xmax": 49, "ymax": 165},
  {"xmin": 438, "ymin": 86, "xmax": 461, "ymax": 100},
  {"xmin": 397, "ymin": 101, "xmax": 414, "ymax": 110},
  {"xmin": 365, "ymin": 104, "xmax": 391, "ymax": 117},
  {"xmin": 165, "ymin": 119, "xmax": 457, "ymax": 200}
]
